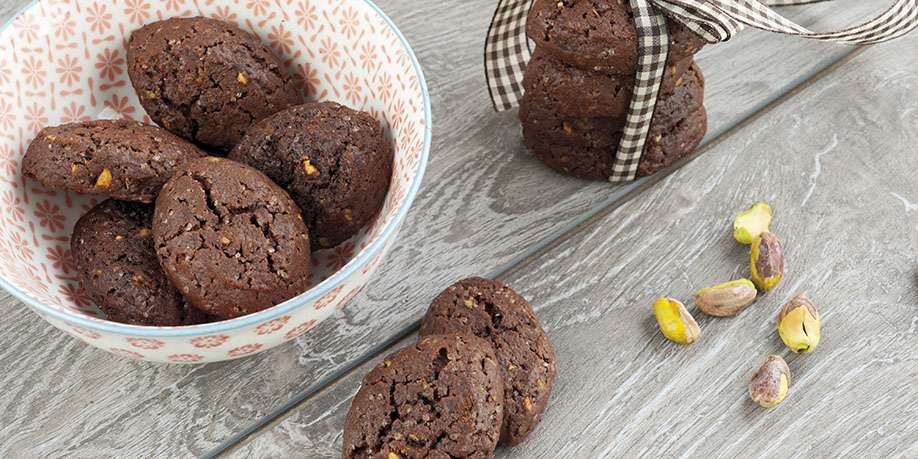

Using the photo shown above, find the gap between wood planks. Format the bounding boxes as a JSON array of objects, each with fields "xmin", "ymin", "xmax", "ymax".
[{"xmin": 205, "ymin": 45, "xmax": 871, "ymax": 459}]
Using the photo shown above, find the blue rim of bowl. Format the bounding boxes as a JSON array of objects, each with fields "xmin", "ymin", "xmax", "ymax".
[{"xmin": 0, "ymin": 0, "xmax": 432, "ymax": 337}]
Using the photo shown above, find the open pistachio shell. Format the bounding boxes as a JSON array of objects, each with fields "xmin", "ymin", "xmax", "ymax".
[{"xmin": 695, "ymin": 278, "xmax": 758, "ymax": 317}]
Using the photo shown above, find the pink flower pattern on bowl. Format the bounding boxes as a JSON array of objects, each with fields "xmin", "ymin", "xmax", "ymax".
[
  {"xmin": 0, "ymin": 0, "xmax": 429, "ymax": 363},
  {"xmin": 284, "ymin": 319, "xmax": 317, "ymax": 340},
  {"xmin": 127, "ymin": 338, "xmax": 165, "ymax": 350},
  {"xmin": 255, "ymin": 316, "xmax": 291, "ymax": 336},
  {"xmin": 228, "ymin": 344, "xmax": 263, "ymax": 358},
  {"xmin": 191, "ymin": 335, "xmax": 230, "ymax": 349}
]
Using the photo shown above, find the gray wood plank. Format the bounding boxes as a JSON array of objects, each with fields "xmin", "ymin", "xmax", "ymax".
[
  {"xmin": 225, "ymin": 33, "xmax": 918, "ymax": 458},
  {"xmin": 0, "ymin": 0, "xmax": 893, "ymax": 457}
]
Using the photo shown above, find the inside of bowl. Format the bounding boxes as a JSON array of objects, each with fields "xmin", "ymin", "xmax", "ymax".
[{"xmin": 0, "ymin": 0, "xmax": 425, "ymax": 323}]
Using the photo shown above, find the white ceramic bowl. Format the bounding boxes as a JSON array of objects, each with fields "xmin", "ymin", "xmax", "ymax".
[{"xmin": 0, "ymin": 0, "xmax": 430, "ymax": 363}]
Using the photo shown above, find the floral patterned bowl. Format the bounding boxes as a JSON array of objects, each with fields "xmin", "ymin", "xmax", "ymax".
[{"xmin": 0, "ymin": 0, "xmax": 430, "ymax": 363}]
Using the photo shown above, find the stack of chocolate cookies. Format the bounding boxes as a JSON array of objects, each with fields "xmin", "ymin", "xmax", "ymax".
[{"xmin": 520, "ymin": 0, "xmax": 709, "ymax": 180}]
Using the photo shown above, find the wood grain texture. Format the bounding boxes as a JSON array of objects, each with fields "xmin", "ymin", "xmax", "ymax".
[
  {"xmin": 0, "ymin": 0, "xmax": 896, "ymax": 457},
  {"xmin": 227, "ymin": 34, "xmax": 918, "ymax": 458}
]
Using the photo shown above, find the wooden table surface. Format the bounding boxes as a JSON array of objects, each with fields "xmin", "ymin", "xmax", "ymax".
[{"xmin": 1, "ymin": 1, "xmax": 916, "ymax": 458}]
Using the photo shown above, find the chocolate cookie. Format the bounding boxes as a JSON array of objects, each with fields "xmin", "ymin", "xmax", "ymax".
[
  {"xmin": 71, "ymin": 200, "xmax": 210, "ymax": 326},
  {"xmin": 22, "ymin": 120, "xmax": 205, "ymax": 203},
  {"xmin": 229, "ymin": 102, "xmax": 392, "ymax": 249},
  {"xmin": 127, "ymin": 17, "xmax": 302, "ymax": 151},
  {"xmin": 526, "ymin": 106, "xmax": 708, "ymax": 180},
  {"xmin": 521, "ymin": 62, "xmax": 705, "ymax": 148},
  {"xmin": 526, "ymin": 0, "xmax": 704, "ymax": 74},
  {"xmin": 153, "ymin": 157, "xmax": 311, "ymax": 319},
  {"xmin": 418, "ymin": 278, "xmax": 555, "ymax": 446},
  {"xmin": 342, "ymin": 334, "xmax": 504, "ymax": 459},
  {"xmin": 523, "ymin": 48, "xmax": 693, "ymax": 117}
]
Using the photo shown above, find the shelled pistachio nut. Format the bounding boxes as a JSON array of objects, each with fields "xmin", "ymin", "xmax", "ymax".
[
  {"xmin": 750, "ymin": 232, "xmax": 784, "ymax": 291},
  {"xmin": 733, "ymin": 202, "xmax": 772, "ymax": 244},
  {"xmin": 652, "ymin": 297, "xmax": 700, "ymax": 345},
  {"xmin": 777, "ymin": 294, "xmax": 820, "ymax": 353},
  {"xmin": 694, "ymin": 279, "xmax": 757, "ymax": 317},
  {"xmin": 748, "ymin": 355, "xmax": 791, "ymax": 408}
]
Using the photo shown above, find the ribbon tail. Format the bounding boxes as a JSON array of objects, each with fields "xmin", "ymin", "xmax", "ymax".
[
  {"xmin": 484, "ymin": 0, "xmax": 533, "ymax": 112},
  {"xmin": 706, "ymin": 0, "xmax": 918, "ymax": 44},
  {"xmin": 656, "ymin": 0, "xmax": 744, "ymax": 43}
]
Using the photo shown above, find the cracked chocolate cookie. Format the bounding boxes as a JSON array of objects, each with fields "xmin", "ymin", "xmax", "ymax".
[
  {"xmin": 522, "ymin": 48, "xmax": 693, "ymax": 118},
  {"xmin": 521, "ymin": 62, "xmax": 705, "ymax": 148},
  {"xmin": 72, "ymin": 200, "xmax": 210, "ymax": 326},
  {"xmin": 153, "ymin": 157, "xmax": 311, "ymax": 319},
  {"xmin": 526, "ymin": 105, "xmax": 708, "ymax": 180},
  {"xmin": 419, "ymin": 278, "xmax": 556, "ymax": 446},
  {"xmin": 127, "ymin": 17, "xmax": 302, "ymax": 151},
  {"xmin": 526, "ymin": 0, "xmax": 704, "ymax": 74},
  {"xmin": 342, "ymin": 334, "xmax": 504, "ymax": 459},
  {"xmin": 23, "ymin": 120, "xmax": 205, "ymax": 203},
  {"xmin": 229, "ymin": 102, "xmax": 392, "ymax": 249}
]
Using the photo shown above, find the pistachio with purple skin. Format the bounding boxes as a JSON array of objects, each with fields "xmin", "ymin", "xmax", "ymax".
[
  {"xmin": 750, "ymin": 232, "xmax": 784, "ymax": 292},
  {"xmin": 748, "ymin": 355, "xmax": 791, "ymax": 408}
]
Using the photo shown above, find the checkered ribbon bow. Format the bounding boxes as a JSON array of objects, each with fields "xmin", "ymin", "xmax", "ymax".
[{"xmin": 485, "ymin": 0, "xmax": 918, "ymax": 182}]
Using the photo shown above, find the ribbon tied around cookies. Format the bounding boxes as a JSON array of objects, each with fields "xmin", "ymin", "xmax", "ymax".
[{"xmin": 485, "ymin": 0, "xmax": 918, "ymax": 182}]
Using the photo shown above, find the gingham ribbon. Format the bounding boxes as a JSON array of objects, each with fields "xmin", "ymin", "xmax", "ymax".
[{"xmin": 485, "ymin": 0, "xmax": 918, "ymax": 182}]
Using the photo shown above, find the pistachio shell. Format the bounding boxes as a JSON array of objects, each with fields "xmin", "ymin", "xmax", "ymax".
[{"xmin": 694, "ymin": 279, "xmax": 757, "ymax": 317}]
